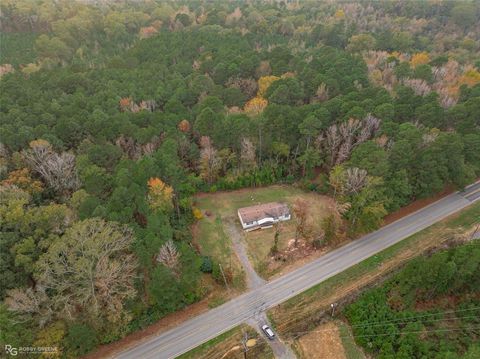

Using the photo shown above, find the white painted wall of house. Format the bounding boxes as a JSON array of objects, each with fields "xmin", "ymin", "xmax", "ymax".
[{"xmin": 237, "ymin": 211, "xmax": 291, "ymax": 230}]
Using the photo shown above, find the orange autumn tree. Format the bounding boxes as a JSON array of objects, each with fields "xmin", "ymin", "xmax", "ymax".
[
  {"xmin": 119, "ymin": 97, "xmax": 132, "ymax": 111},
  {"xmin": 1, "ymin": 168, "xmax": 43, "ymax": 195},
  {"xmin": 147, "ymin": 177, "xmax": 174, "ymax": 212},
  {"xmin": 178, "ymin": 119, "xmax": 191, "ymax": 133},
  {"xmin": 139, "ymin": 26, "xmax": 158, "ymax": 39}
]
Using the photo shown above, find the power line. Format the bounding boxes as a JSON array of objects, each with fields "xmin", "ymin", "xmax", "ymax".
[
  {"xmin": 273, "ymin": 292, "xmax": 480, "ymax": 332},
  {"xmin": 271, "ymin": 306, "xmax": 480, "ymax": 340},
  {"xmin": 271, "ymin": 235, "xmax": 480, "ymax": 329},
  {"xmin": 282, "ymin": 313, "xmax": 480, "ymax": 338},
  {"xmin": 288, "ymin": 325, "xmax": 480, "ymax": 342}
]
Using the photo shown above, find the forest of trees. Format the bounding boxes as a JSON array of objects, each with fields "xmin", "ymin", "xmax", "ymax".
[
  {"xmin": 345, "ymin": 242, "xmax": 480, "ymax": 358},
  {"xmin": 0, "ymin": 0, "xmax": 479, "ymax": 356}
]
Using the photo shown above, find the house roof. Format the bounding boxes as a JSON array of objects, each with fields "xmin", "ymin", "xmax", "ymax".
[{"xmin": 238, "ymin": 202, "xmax": 290, "ymax": 224}]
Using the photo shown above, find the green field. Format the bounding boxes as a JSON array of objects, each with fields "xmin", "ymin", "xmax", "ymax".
[
  {"xmin": 194, "ymin": 185, "xmax": 334, "ymax": 279},
  {"xmin": 194, "ymin": 210, "xmax": 246, "ymax": 290}
]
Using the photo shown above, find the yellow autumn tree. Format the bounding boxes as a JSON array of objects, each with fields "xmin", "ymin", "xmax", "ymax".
[
  {"xmin": 334, "ymin": 9, "xmax": 345, "ymax": 20},
  {"xmin": 147, "ymin": 177, "xmax": 174, "ymax": 212},
  {"xmin": 29, "ymin": 138, "xmax": 52, "ymax": 151},
  {"xmin": 244, "ymin": 96, "xmax": 268, "ymax": 116},
  {"xmin": 458, "ymin": 68, "xmax": 480, "ymax": 87},
  {"xmin": 410, "ymin": 52, "xmax": 430, "ymax": 68},
  {"xmin": 34, "ymin": 321, "xmax": 65, "ymax": 358},
  {"xmin": 257, "ymin": 75, "xmax": 280, "ymax": 97}
]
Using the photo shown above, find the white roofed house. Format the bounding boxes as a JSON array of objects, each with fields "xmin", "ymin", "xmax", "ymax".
[{"xmin": 237, "ymin": 202, "xmax": 291, "ymax": 231}]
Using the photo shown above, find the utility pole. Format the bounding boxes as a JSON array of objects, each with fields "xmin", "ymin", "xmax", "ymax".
[
  {"xmin": 258, "ymin": 126, "xmax": 262, "ymax": 164},
  {"xmin": 219, "ymin": 263, "xmax": 230, "ymax": 292},
  {"xmin": 241, "ymin": 331, "xmax": 249, "ymax": 359},
  {"xmin": 330, "ymin": 302, "xmax": 338, "ymax": 317}
]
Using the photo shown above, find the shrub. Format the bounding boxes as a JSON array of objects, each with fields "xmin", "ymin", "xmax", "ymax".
[
  {"xmin": 200, "ymin": 256, "xmax": 213, "ymax": 273},
  {"xmin": 192, "ymin": 207, "xmax": 203, "ymax": 220}
]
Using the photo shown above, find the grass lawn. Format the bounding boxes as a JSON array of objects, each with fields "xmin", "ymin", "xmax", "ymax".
[
  {"xmin": 268, "ymin": 201, "xmax": 480, "ymax": 337},
  {"xmin": 193, "ymin": 211, "xmax": 246, "ymax": 290},
  {"xmin": 177, "ymin": 324, "xmax": 274, "ymax": 359},
  {"xmin": 194, "ymin": 185, "xmax": 335, "ymax": 279}
]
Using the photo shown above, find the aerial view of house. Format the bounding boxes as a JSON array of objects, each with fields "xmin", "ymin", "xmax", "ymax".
[
  {"xmin": 238, "ymin": 202, "xmax": 291, "ymax": 230},
  {"xmin": 1, "ymin": 1, "xmax": 479, "ymax": 358}
]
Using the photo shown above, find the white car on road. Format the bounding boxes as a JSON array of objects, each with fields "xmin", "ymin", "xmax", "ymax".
[{"xmin": 261, "ymin": 325, "xmax": 275, "ymax": 340}]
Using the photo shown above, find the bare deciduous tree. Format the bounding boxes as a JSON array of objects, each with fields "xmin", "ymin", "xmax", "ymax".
[
  {"xmin": 23, "ymin": 140, "xmax": 79, "ymax": 195},
  {"xmin": 156, "ymin": 240, "xmax": 181, "ymax": 277},
  {"xmin": 115, "ymin": 135, "xmax": 162, "ymax": 160},
  {"xmin": 317, "ymin": 115, "xmax": 381, "ymax": 168},
  {"xmin": 240, "ymin": 137, "xmax": 257, "ymax": 171},
  {"xmin": 5, "ymin": 286, "xmax": 52, "ymax": 326},
  {"xmin": 226, "ymin": 77, "xmax": 258, "ymax": 98},
  {"xmin": 403, "ymin": 78, "xmax": 431, "ymax": 96},
  {"xmin": 292, "ymin": 199, "xmax": 310, "ymax": 247},
  {"xmin": 330, "ymin": 165, "xmax": 368, "ymax": 197},
  {"xmin": 199, "ymin": 136, "xmax": 221, "ymax": 184},
  {"xmin": 34, "ymin": 218, "xmax": 137, "ymax": 324},
  {"xmin": 344, "ymin": 167, "xmax": 368, "ymax": 194}
]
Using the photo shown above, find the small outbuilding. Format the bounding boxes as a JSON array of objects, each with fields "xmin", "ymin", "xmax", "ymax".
[{"xmin": 237, "ymin": 202, "xmax": 291, "ymax": 231}]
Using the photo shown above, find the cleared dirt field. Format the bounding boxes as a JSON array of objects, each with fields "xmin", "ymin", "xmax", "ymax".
[
  {"xmin": 194, "ymin": 185, "xmax": 335, "ymax": 279},
  {"xmin": 296, "ymin": 321, "xmax": 347, "ymax": 359}
]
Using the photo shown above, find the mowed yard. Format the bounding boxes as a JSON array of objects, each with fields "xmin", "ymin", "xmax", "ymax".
[{"xmin": 193, "ymin": 185, "xmax": 335, "ymax": 279}]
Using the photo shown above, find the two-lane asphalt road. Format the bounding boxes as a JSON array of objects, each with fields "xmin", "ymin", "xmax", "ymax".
[{"xmin": 117, "ymin": 181, "xmax": 480, "ymax": 359}]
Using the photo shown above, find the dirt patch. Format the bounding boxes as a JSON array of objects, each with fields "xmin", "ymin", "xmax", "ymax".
[
  {"xmin": 83, "ymin": 298, "xmax": 211, "ymax": 359},
  {"xmin": 266, "ymin": 239, "xmax": 322, "ymax": 277},
  {"xmin": 297, "ymin": 322, "xmax": 346, "ymax": 359},
  {"xmin": 383, "ymin": 185, "xmax": 455, "ymax": 225}
]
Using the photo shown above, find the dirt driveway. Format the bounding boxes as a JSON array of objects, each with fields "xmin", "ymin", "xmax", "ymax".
[{"xmin": 224, "ymin": 219, "xmax": 266, "ymax": 289}]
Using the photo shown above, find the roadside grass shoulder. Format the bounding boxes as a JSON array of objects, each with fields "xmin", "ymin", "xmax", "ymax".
[
  {"xmin": 177, "ymin": 324, "xmax": 274, "ymax": 359},
  {"xmin": 177, "ymin": 326, "xmax": 241, "ymax": 359},
  {"xmin": 269, "ymin": 201, "xmax": 480, "ymax": 334}
]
